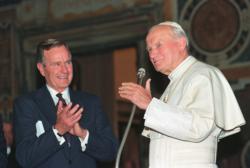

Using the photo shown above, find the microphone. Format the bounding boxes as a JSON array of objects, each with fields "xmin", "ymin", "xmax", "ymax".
[
  {"xmin": 115, "ymin": 67, "xmax": 146, "ymax": 168},
  {"xmin": 137, "ymin": 68, "xmax": 146, "ymax": 85}
]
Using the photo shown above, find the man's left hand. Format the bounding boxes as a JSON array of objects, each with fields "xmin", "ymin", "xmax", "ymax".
[{"xmin": 69, "ymin": 122, "xmax": 87, "ymax": 139}]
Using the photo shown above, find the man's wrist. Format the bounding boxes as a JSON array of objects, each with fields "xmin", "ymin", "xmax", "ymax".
[
  {"xmin": 53, "ymin": 125, "xmax": 65, "ymax": 136},
  {"xmin": 52, "ymin": 127, "xmax": 66, "ymax": 145},
  {"xmin": 53, "ymin": 125, "xmax": 66, "ymax": 136},
  {"xmin": 56, "ymin": 131, "xmax": 63, "ymax": 137},
  {"xmin": 78, "ymin": 130, "xmax": 90, "ymax": 151},
  {"xmin": 79, "ymin": 129, "xmax": 88, "ymax": 139}
]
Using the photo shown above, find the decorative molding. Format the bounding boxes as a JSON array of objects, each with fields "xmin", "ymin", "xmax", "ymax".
[
  {"xmin": 179, "ymin": 0, "xmax": 250, "ymax": 67},
  {"xmin": 20, "ymin": 4, "xmax": 161, "ymax": 54}
]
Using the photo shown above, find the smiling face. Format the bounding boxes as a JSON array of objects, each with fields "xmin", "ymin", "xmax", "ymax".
[
  {"xmin": 37, "ymin": 45, "xmax": 73, "ymax": 92},
  {"xmin": 146, "ymin": 25, "xmax": 188, "ymax": 75}
]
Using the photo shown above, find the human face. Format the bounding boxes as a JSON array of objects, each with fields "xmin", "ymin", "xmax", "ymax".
[
  {"xmin": 146, "ymin": 26, "xmax": 186, "ymax": 75},
  {"xmin": 37, "ymin": 45, "xmax": 73, "ymax": 92}
]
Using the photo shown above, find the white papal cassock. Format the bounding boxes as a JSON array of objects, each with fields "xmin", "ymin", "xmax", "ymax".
[{"xmin": 142, "ymin": 56, "xmax": 245, "ymax": 168}]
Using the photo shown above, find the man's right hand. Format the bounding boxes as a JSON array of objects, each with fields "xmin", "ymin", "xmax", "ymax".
[
  {"xmin": 118, "ymin": 78, "xmax": 152, "ymax": 110},
  {"xmin": 54, "ymin": 101, "xmax": 83, "ymax": 135}
]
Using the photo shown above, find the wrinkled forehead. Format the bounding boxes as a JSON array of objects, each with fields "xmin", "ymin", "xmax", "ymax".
[
  {"xmin": 146, "ymin": 26, "xmax": 173, "ymax": 43},
  {"xmin": 43, "ymin": 46, "xmax": 72, "ymax": 61}
]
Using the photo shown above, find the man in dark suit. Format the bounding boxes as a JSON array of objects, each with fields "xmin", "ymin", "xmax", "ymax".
[
  {"xmin": 14, "ymin": 39, "xmax": 118, "ymax": 168},
  {"xmin": 0, "ymin": 116, "xmax": 7, "ymax": 168}
]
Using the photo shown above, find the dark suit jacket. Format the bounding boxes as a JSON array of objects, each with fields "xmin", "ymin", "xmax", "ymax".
[
  {"xmin": 14, "ymin": 86, "xmax": 118, "ymax": 168},
  {"xmin": 0, "ymin": 116, "xmax": 7, "ymax": 168}
]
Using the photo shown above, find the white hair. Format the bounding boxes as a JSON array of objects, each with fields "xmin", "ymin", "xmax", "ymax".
[{"xmin": 156, "ymin": 21, "xmax": 189, "ymax": 48}]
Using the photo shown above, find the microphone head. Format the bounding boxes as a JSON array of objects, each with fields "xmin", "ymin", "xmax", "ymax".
[{"xmin": 137, "ymin": 68, "xmax": 146, "ymax": 79}]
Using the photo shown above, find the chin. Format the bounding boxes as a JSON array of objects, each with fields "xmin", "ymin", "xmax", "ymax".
[
  {"xmin": 154, "ymin": 65, "xmax": 162, "ymax": 72},
  {"xmin": 57, "ymin": 82, "xmax": 70, "ymax": 88}
]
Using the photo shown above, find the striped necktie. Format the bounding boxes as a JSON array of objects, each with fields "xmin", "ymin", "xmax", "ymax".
[
  {"xmin": 56, "ymin": 93, "xmax": 67, "ymax": 107},
  {"xmin": 56, "ymin": 93, "xmax": 71, "ymax": 148}
]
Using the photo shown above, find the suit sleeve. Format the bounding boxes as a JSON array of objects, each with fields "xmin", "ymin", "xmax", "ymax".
[
  {"xmin": 83, "ymin": 97, "xmax": 118, "ymax": 161},
  {"xmin": 144, "ymin": 75, "xmax": 217, "ymax": 142},
  {"xmin": 14, "ymin": 97, "xmax": 63, "ymax": 168},
  {"xmin": 0, "ymin": 116, "xmax": 7, "ymax": 168}
]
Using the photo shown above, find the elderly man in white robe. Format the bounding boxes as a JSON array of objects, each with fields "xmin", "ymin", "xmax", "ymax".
[{"xmin": 118, "ymin": 21, "xmax": 246, "ymax": 168}]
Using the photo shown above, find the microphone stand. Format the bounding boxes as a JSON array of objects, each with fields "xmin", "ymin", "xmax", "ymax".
[{"xmin": 115, "ymin": 76, "xmax": 144, "ymax": 168}]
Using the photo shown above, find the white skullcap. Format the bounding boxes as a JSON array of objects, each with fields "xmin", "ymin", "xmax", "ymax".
[
  {"xmin": 158, "ymin": 21, "xmax": 186, "ymax": 34},
  {"xmin": 154, "ymin": 21, "xmax": 189, "ymax": 48}
]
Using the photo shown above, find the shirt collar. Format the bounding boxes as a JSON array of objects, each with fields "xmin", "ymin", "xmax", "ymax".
[
  {"xmin": 46, "ymin": 85, "xmax": 71, "ymax": 105},
  {"xmin": 168, "ymin": 56, "xmax": 197, "ymax": 81}
]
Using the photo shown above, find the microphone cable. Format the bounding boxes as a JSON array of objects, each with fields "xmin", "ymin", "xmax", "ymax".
[{"xmin": 115, "ymin": 68, "xmax": 146, "ymax": 168}]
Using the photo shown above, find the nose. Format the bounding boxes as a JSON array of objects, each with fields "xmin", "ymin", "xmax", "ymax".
[
  {"xmin": 60, "ymin": 63, "xmax": 68, "ymax": 73},
  {"xmin": 148, "ymin": 49, "xmax": 157, "ymax": 59}
]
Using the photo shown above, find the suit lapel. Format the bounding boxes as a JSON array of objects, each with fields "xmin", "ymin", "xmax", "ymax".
[
  {"xmin": 34, "ymin": 86, "xmax": 57, "ymax": 125},
  {"xmin": 69, "ymin": 89, "xmax": 80, "ymax": 106},
  {"xmin": 69, "ymin": 89, "xmax": 89, "ymax": 127}
]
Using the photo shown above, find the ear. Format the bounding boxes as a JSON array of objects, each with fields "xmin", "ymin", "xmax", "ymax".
[
  {"xmin": 178, "ymin": 37, "xmax": 187, "ymax": 51},
  {"xmin": 37, "ymin": 63, "xmax": 45, "ymax": 77}
]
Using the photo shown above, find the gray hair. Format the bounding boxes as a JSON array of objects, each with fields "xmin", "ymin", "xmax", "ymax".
[
  {"xmin": 36, "ymin": 38, "xmax": 71, "ymax": 64},
  {"xmin": 153, "ymin": 21, "xmax": 189, "ymax": 49}
]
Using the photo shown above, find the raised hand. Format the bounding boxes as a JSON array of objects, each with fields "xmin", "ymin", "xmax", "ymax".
[
  {"xmin": 118, "ymin": 78, "xmax": 152, "ymax": 110},
  {"xmin": 69, "ymin": 122, "xmax": 88, "ymax": 139},
  {"xmin": 54, "ymin": 101, "xmax": 83, "ymax": 135}
]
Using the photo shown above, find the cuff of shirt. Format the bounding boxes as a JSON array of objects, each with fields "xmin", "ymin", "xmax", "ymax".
[
  {"xmin": 78, "ymin": 130, "xmax": 89, "ymax": 151},
  {"xmin": 52, "ymin": 127, "xmax": 65, "ymax": 145}
]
